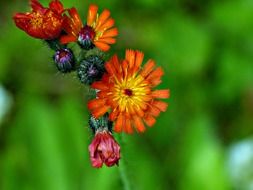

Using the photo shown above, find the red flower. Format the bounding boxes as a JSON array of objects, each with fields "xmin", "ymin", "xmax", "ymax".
[
  {"xmin": 89, "ymin": 129, "xmax": 120, "ymax": 168},
  {"xmin": 13, "ymin": 0, "xmax": 65, "ymax": 39}
]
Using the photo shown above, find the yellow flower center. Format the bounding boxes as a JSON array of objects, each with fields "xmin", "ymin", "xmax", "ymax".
[{"xmin": 112, "ymin": 74, "xmax": 150, "ymax": 112}]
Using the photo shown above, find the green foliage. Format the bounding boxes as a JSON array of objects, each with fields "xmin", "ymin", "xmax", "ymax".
[{"xmin": 1, "ymin": 0, "xmax": 253, "ymax": 189}]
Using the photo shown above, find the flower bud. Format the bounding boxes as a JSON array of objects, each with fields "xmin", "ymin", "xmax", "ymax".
[
  {"xmin": 77, "ymin": 55, "xmax": 105, "ymax": 85},
  {"xmin": 53, "ymin": 48, "xmax": 75, "ymax": 73},
  {"xmin": 89, "ymin": 129, "xmax": 120, "ymax": 168},
  {"xmin": 78, "ymin": 25, "xmax": 95, "ymax": 50}
]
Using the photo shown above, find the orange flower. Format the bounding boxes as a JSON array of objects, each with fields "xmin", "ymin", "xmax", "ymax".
[
  {"xmin": 88, "ymin": 50, "xmax": 170, "ymax": 133},
  {"xmin": 60, "ymin": 4, "xmax": 118, "ymax": 51},
  {"xmin": 13, "ymin": 0, "xmax": 65, "ymax": 39}
]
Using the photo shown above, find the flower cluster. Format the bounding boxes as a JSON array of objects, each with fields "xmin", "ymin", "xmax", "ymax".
[{"xmin": 13, "ymin": 0, "xmax": 170, "ymax": 168}]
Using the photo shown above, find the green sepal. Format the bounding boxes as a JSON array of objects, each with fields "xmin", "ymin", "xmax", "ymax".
[{"xmin": 89, "ymin": 113, "xmax": 113, "ymax": 134}]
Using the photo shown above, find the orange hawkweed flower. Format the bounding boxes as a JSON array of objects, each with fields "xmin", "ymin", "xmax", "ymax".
[
  {"xmin": 60, "ymin": 4, "xmax": 118, "ymax": 51},
  {"xmin": 88, "ymin": 50, "xmax": 170, "ymax": 133},
  {"xmin": 13, "ymin": 0, "xmax": 65, "ymax": 39}
]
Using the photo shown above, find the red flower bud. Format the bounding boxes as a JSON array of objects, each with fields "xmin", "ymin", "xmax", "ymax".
[
  {"xmin": 13, "ymin": 0, "xmax": 65, "ymax": 40},
  {"xmin": 88, "ymin": 130, "xmax": 120, "ymax": 168}
]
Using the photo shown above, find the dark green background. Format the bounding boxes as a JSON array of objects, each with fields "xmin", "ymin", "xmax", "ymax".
[{"xmin": 0, "ymin": 0, "xmax": 253, "ymax": 189}]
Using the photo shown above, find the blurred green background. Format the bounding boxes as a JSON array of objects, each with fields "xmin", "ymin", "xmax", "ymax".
[{"xmin": 1, "ymin": 0, "xmax": 253, "ymax": 189}]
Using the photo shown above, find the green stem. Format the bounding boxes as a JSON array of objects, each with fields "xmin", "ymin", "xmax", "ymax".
[{"xmin": 117, "ymin": 134, "xmax": 132, "ymax": 190}]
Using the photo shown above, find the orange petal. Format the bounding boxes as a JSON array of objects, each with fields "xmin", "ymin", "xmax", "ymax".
[
  {"xmin": 92, "ymin": 105, "xmax": 110, "ymax": 118},
  {"xmin": 146, "ymin": 67, "xmax": 164, "ymax": 81},
  {"xmin": 125, "ymin": 49, "xmax": 135, "ymax": 69},
  {"xmin": 134, "ymin": 106, "xmax": 145, "ymax": 117},
  {"xmin": 97, "ymin": 18, "xmax": 115, "ymax": 32},
  {"xmin": 68, "ymin": 8, "xmax": 83, "ymax": 30},
  {"xmin": 140, "ymin": 59, "xmax": 155, "ymax": 78},
  {"xmin": 122, "ymin": 60, "xmax": 129, "ymax": 78},
  {"xmin": 60, "ymin": 35, "xmax": 77, "ymax": 44},
  {"xmin": 91, "ymin": 81, "xmax": 109, "ymax": 90},
  {"xmin": 152, "ymin": 90, "xmax": 170, "ymax": 99},
  {"xmin": 137, "ymin": 100, "xmax": 149, "ymax": 110},
  {"xmin": 152, "ymin": 100, "xmax": 168, "ymax": 112},
  {"xmin": 140, "ymin": 95, "xmax": 153, "ymax": 102},
  {"xmin": 87, "ymin": 4, "xmax": 98, "ymax": 26},
  {"xmin": 109, "ymin": 109, "xmax": 119, "ymax": 121},
  {"xmin": 97, "ymin": 90, "xmax": 108, "ymax": 98},
  {"xmin": 94, "ymin": 41, "xmax": 110, "ymax": 52},
  {"xmin": 144, "ymin": 115, "xmax": 156, "ymax": 127},
  {"xmin": 87, "ymin": 98, "xmax": 106, "ymax": 110},
  {"xmin": 97, "ymin": 37, "xmax": 116, "ymax": 44},
  {"xmin": 114, "ymin": 114, "xmax": 123, "ymax": 133},
  {"xmin": 148, "ymin": 106, "xmax": 161, "ymax": 117},
  {"xmin": 133, "ymin": 116, "xmax": 146, "ymax": 133},
  {"xmin": 95, "ymin": 9, "xmax": 110, "ymax": 31},
  {"xmin": 101, "ymin": 28, "xmax": 118, "ymax": 38},
  {"xmin": 127, "ymin": 102, "xmax": 136, "ymax": 115},
  {"xmin": 105, "ymin": 61, "xmax": 117, "ymax": 75},
  {"xmin": 107, "ymin": 98, "xmax": 118, "ymax": 108},
  {"xmin": 125, "ymin": 118, "xmax": 133, "ymax": 134},
  {"xmin": 122, "ymin": 115, "xmax": 128, "ymax": 133},
  {"xmin": 133, "ymin": 50, "xmax": 144, "ymax": 72},
  {"xmin": 150, "ymin": 79, "xmax": 162, "ymax": 87},
  {"xmin": 111, "ymin": 54, "xmax": 121, "ymax": 74}
]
